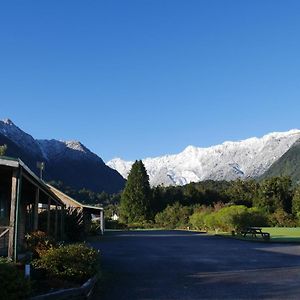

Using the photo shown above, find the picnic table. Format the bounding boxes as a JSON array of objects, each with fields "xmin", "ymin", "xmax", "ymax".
[{"xmin": 240, "ymin": 227, "xmax": 270, "ymax": 241}]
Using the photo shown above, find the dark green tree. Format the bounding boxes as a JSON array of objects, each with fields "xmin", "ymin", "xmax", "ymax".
[
  {"xmin": 151, "ymin": 186, "xmax": 165, "ymax": 216},
  {"xmin": 120, "ymin": 160, "xmax": 151, "ymax": 223},
  {"xmin": 254, "ymin": 176, "xmax": 293, "ymax": 213},
  {"xmin": 292, "ymin": 184, "xmax": 300, "ymax": 216},
  {"xmin": 0, "ymin": 144, "xmax": 7, "ymax": 156},
  {"xmin": 182, "ymin": 183, "xmax": 203, "ymax": 205},
  {"xmin": 226, "ymin": 179, "xmax": 259, "ymax": 207}
]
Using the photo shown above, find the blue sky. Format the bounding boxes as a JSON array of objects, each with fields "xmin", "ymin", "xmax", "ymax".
[{"xmin": 1, "ymin": 1, "xmax": 300, "ymax": 161}]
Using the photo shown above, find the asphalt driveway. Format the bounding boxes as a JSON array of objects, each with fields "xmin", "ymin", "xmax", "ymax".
[{"xmin": 91, "ymin": 230, "xmax": 300, "ymax": 299}]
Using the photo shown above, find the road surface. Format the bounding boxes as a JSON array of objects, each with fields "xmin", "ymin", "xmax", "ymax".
[{"xmin": 91, "ymin": 230, "xmax": 300, "ymax": 299}]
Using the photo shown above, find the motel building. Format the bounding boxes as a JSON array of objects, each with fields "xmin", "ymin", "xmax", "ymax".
[{"xmin": 0, "ymin": 156, "xmax": 104, "ymax": 261}]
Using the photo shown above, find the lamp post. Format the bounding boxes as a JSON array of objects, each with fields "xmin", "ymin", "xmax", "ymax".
[{"xmin": 37, "ymin": 162, "xmax": 45, "ymax": 179}]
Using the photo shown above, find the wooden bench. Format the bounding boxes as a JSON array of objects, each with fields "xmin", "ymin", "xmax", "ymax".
[{"xmin": 240, "ymin": 227, "xmax": 270, "ymax": 241}]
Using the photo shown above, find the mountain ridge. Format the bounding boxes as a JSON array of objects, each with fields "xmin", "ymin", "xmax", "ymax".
[
  {"xmin": 260, "ymin": 138, "xmax": 300, "ymax": 183},
  {"xmin": 108, "ymin": 129, "xmax": 300, "ymax": 186},
  {"xmin": 0, "ymin": 119, "xmax": 125, "ymax": 193}
]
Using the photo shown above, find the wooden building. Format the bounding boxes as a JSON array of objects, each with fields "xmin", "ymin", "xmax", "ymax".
[
  {"xmin": 47, "ymin": 184, "xmax": 105, "ymax": 235},
  {"xmin": 0, "ymin": 157, "xmax": 65, "ymax": 261}
]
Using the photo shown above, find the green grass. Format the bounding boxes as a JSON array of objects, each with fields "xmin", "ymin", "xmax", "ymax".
[
  {"xmin": 261, "ymin": 227, "xmax": 300, "ymax": 242},
  {"xmin": 218, "ymin": 227, "xmax": 300, "ymax": 243}
]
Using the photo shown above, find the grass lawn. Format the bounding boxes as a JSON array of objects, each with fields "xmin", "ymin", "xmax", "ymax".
[
  {"xmin": 261, "ymin": 227, "xmax": 300, "ymax": 242},
  {"xmin": 217, "ymin": 227, "xmax": 300, "ymax": 243}
]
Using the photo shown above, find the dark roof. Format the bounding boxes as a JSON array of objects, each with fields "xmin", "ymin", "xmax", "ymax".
[{"xmin": 0, "ymin": 156, "xmax": 65, "ymax": 206}]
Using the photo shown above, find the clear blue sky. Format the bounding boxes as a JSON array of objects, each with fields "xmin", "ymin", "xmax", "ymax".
[{"xmin": 1, "ymin": 1, "xmax": 300, "ymax": 161}]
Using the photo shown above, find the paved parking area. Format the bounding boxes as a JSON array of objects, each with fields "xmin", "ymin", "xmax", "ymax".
[{"xmin": 91, "ymin": 230, "xmax": 300, "ymax": 299}]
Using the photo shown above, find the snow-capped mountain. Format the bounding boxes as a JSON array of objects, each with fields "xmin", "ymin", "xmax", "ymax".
[
  {"xmin": 0, "ymin": 119, "xmax": 100, "ymax": 163},
  {"xmin": 107, "ymin": 130, "xmax": 300, "ymax": 186},
  {"xmin": 0, "ymin": 119, "xmax": 125, "ymax": 193},
  {"xmin": 0, "ymin": 119, "xmax": 43, "ymax": 156},
  {"xmin": 37, "ymin": 139, "xmax": 101, "ymax": 162}
]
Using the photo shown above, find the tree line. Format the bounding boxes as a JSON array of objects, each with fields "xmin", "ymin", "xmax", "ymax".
[
  {"xmin": 46, "ymin": 160, "xmax": 300, "ymax": 230},
  {"xmin": 119, "ymin": 160, "xmax": 300, "ymax": 229}
]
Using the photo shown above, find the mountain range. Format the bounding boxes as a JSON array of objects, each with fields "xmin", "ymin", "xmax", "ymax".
[
  {"xmin": 1, "ymin": 118, "xmax": 300, "ymax": 192},
  {"xmin": 0, "ymin": 119, "xmax": 125, "ymax": 193},
  {"xmin": 107, "ymin": 130, "xmax": 300, "ymax": 186}
]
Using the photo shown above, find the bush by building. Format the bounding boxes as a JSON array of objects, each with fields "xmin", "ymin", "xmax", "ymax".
[
  {"xmin": 25, "ymin": 231, "xmax": 56, "ymax": 258},
  {"xmin": 32, "ymin": 243, "xmax": 100, "ymax": 283}
]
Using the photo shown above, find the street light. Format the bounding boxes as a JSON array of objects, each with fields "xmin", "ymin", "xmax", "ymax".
[{"xmin": 37, "ymin": 162, "xmax": 45, "ymax": 179}]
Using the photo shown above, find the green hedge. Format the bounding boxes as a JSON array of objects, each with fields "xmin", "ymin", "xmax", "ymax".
[
  {"xmin": 190, "ymin": 205, "xmax": 269, "ymax": 232},
  {"xmin": 32, "ymin": 243, "xmax": 100, "ymax": 283}
]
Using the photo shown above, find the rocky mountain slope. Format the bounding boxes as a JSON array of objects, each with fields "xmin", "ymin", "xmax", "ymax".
[
  {"xmin": 108, "ymin": 130, "xmax": 300, "ymax": 186},
  {"xmin": 0, "ymin": 119, "xmax": 125, "ymax": 193}
]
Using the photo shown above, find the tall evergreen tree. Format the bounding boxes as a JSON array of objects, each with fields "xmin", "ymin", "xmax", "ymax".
[
  {"xmin": 254, "ymin": 176, "xmax": 293, "ymax": 213},
  {"xmin": 120, "ymin": 160, "xmax": 151, "ymax": 223}
]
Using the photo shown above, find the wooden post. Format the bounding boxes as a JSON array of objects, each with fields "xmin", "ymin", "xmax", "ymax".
[
  {"xmin": 60, "ymin": 206, "xmax": 64, "ymax": 240},
  {"xmin": 54, "ymin": 205, "xmax": 58, "ymax": 239},
  {"xmin": 100, "ymin": 210, "xmax": 104, "ymax": 235},
  {"xmin": 47, "ymin": 198, "xmax": 51, "ymax": 235},
  {"xmin": 13, "ymin": 169, "xmax": 22, "ymax": 262},
  {"xmin": 33, "ymin": 188, "xmax": 39, "ymax": 231},
  {"xmin": 8, "ymin": 170, "xmax": 18, "ymax": 259}
]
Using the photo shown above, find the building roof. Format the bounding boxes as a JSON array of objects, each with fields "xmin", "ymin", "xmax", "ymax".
[
  {"xmin": 0, "ymin": 156, "xmax": 103, "ymax": 212},
  {"xmin": 0, "ymin": 156, "xmax": 64, "ymax": 206},
  {"xmin": 47, "ymin": 184, "xmax": 103, "ymax": 213}
]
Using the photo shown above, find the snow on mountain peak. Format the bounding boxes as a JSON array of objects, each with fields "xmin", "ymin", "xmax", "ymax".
[
  {"xmin": 64, "ymin": 140, "xmax": 87, "ymax": 152},
  {"xmin": 183, "ymin": 145, "xmax": 198, "ymax": 154},
  {"xmin": 37, "ymin": 139, "xmax": 102, "ymax": 163},
  {"xmin": 107, "ymin": 129, "xmax": 300, "ymax": 186},
  {"xmin": 0, "ymin": 118, "xmax": 101, "ymax": 164},
  {"xmin": 107, "ymin": 158, "xmax": 134, "ymax": 178},
  {"xmin": 2, "ymin": 118, "xmax": 14, "ymax": 125}
]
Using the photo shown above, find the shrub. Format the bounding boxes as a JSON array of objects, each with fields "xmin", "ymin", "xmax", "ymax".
[
  {"xmin": 189, "ymin": 211, "xmax": 211, "ymax": 230},
  {"xmin": 196, "ymin": 205, "xmax": 269, "ymax": 232},
  {"xmin": 89, "ymin": 220, "xmax": 101, "ymax": 235},
  {"xmin": 155, "ymin": 202, "xmax": 192, "ymax": 229},
  {"xmin": 269, "ymin": 209, "xmax": 297, "ymax": 227},
  {"xmin": 0, "ymin": 260, "xmax": 31, "ymax": 299},
  {"xmin": 64, "ymin": 208, "xmax": 85, "ymax": 242},
  {"xmin": 105, "ymin": 219, "xmax": 127, "ymax": 230},
  {"xmin": 32, "ymin": 243, "xmax": 100, "ymax": 283},
  {"xmin": 203, "ymin": 212, "xmax": 220, "ymax": 230},
  {"xmin": 127, "ymin": 220, "xmax": 155, "ymax": 229},
  {"xmin": 214, "ymin": 205, "xmax": 248, "ymax": 231},
  {"xmin": 25, "ymin": 231, "xmax": 56, "ymax": 258},
  {"xmin": 232, "ymin": 207, "xmax": 269, "ymax": 231}
]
